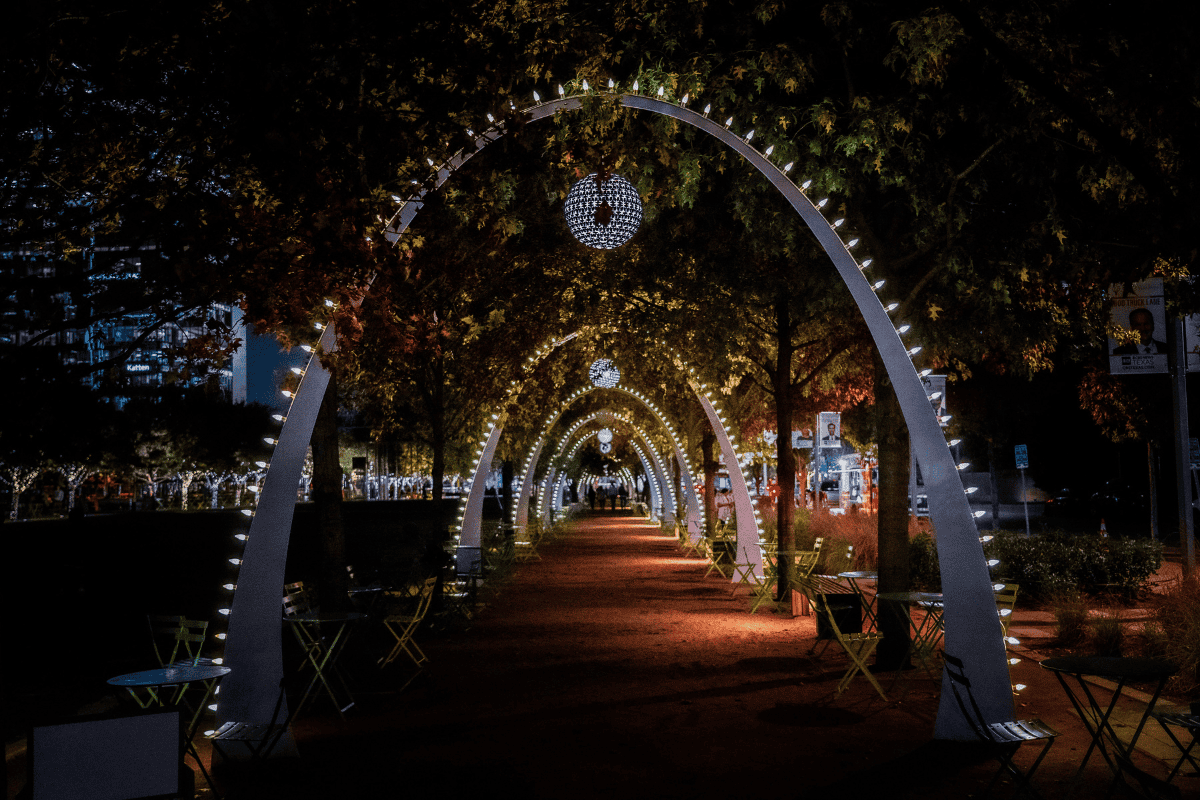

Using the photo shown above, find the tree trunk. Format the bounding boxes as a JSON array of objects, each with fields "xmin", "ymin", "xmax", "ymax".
[
  {"xmin": 873, "ymin": 349, "xmax": 912, "ymax": 669},
  {"xmin": 312, "ymin": 372, "xmax": 350, "ymax": 612},
  {"xmin": 1147, "ymin": 441, "xmax": 1159, "ymax": 540},
  {"xmin": 700, "ymin": 431, "xmax": 717, "ymax": 535},
  {"xmin": 775, "ymin": 291, "xmax": 796, "ymax": 601}
]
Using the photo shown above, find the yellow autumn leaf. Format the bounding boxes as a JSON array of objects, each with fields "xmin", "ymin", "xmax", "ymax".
[
  {"xmin": 1018, "ymin": 268, "xmax": 1029, "ymax": 282},
  {"xmin": 928, "ymin": 304, "xmax": 942, "ymax": 320}
]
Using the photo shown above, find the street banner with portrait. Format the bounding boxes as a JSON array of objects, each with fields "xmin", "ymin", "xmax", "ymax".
[
  {"xmin": 1108, "ymin": 278, "xmax": 1167, "ymax": 375},
  {"xmin": 791, "ymin": 428, "xmax": 814, "ymax": 449},
  {"xmin": 921, "ymin": 374, "xmax": 948, "ymax": 427},
  {"xmin": 818, "ymin": 411, "xmax": 841, "ymax": 448},
  {"xmin": 1185, "ymin": 313, "xmax": 1200, "ymax": 372}
]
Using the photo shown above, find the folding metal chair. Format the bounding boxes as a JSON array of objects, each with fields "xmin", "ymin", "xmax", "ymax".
[
  {"xmin": 439, "ymin": 575, "xmax": 475, "ymax": 624},
  {"xmin": 816, "ymin": 590, "xmax": 887, "ymax": 701},
  {"xmin": 137, "ymin": 615, "xmax": 211, "ymax": 707},
  {"xmin": 379, "ymin": 577, "xmax": 437, "ymax": 669},
  {"xmin": 792, "ymin": 540, "xmax": 837, "ymax": 616},
  {"xmin": 148, "ymin": 615, "xmax": 210, "ymax": 668},
  {"xmin": 209, "ymin": 676, "xmax": 297, "ymax": 767},
  {"xmin": 282, "ymin": 584, "xmax": 321, "ymax": 673},
  {"xmin": 704, "ymin": 536, "xmax": 733, "ymax": 578},
  {"xmin": 678, "ymin": 523, "xmax": 702, "ymax": 557},
  {"xmin": 1150, "ymin": 709, "xmax": 1200, "ymax": 785},
  {"xmin": 512, "ymin": 524, "xmax": 542, "ymax": 562},
  {"xmin": 944, "ymin": 652, "xmax": 1058, "ymax": 799},
  {"xmin": 729, "ymin": 548, "xmax": 759, "ymax": 597},
  {"xmin": 749, "ymin": 549, "xmax": 778, "ymax": 614}
]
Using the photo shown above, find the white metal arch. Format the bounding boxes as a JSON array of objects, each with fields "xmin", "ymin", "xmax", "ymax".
[
  {"xmin": 628, "ymin": 440, "xmax": 667, "ymax": 520},
  {"xmin": 219, "ymin": 89, "xmax": 1010, "ymax": 739},
  {"xmin": 517, "ymin": 410, "xmax": 674, "ymax": 527},
  {"xmin": 545, "ymin": 413, "xmax": 672, "ymax": 522},
  {"xmin": 464, "ymin": 381, "xmax": 700, "ymax": 555}
]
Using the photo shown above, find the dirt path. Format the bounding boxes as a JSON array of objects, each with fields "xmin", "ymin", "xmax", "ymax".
[
  {"xmin": 216, "ymin": 513, "xmax": 1190, "ymax": 798},
  {"xmin": 270, "ymin": 515, "xmax": 945, "ymax": 798}
]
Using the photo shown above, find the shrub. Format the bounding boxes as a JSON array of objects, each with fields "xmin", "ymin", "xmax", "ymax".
[
  {"xmin": 983, "ymin": 531, "xmax": 1162, "ymax": 602},
  {"xmin": 807, "ymin": 508, "xmax": 875, "ymax": 569},
  {"xmin": 758, "ymin": 506, "xmax": 815, "ymax": 549},
  {"xmin": 1052, "ymin": 590, "xmax": 1089, "ymax": 646},
  {"xmin": 758, "ymin": 513, "xmax": 776, "ymax": 544},
  {"xmin": 1090, "ymin": 611, "xmax": 1125, "ymax": 657},
  {"xmin": 1151, "ymin": 573, "xmax": 1200, "ymax": 697},
  {"xmin": 909, "ymin": 532, "xmax": 941, "ymax": 592}
]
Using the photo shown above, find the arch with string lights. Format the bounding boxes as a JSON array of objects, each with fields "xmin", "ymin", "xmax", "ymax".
[{"xmin": 219, "ymin": 87, "xmax": 1010, "ymax": 740}]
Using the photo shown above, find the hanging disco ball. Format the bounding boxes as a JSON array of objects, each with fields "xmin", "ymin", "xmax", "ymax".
[
  {"xmin": 589, "ymin": 358, "xmax": 621, "ymax": 388},
  {"xmin": 564, "ymin": 173, "xmax": 642, "ymax": 249},
  {"xmin": 597, "ymin": 428, "xmax": 613, "ymax": 444},
  {"xmin": 599, "ymin": 441, "xmax": 612, "ymax": 454}
]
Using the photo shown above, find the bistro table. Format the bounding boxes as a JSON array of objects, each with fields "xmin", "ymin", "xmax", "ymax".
[
  {"xmin": 348, "ymin": 585, "xmax": 386, "ymax": 614},
  {"xmin": 107, "ymin": 664, "xmax": 231, "ymax": 792},
  {"xmin": 283, "ymin": 610, "xmax": 366, "ymax": 720},
  {"xmin": 838, "ymin": 571, "xmax": 879, "ymax": 630},
  {"xmin": 876, "ymin": 591, "xmax": 945, "ymax": 674},
  {"xmin": 1040, "ymin": 656, "xmax": 1177, "ymax": 796}
]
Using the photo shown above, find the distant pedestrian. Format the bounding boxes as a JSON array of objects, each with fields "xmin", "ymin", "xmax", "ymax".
[
  {"xmin": 618, "ymin": 483, "xmax": 628, "ymax": 509},
  {"xmin": 588, "ymin": 484, "xmax": 596, "ymax": 510}
]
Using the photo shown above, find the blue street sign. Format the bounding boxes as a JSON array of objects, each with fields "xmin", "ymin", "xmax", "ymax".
[{"xmin": 1014, "ymin": 444, "xmax": 1029, "ymax": 469}]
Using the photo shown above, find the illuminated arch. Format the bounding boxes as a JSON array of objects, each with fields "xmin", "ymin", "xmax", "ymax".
[
  {"xmin": 471, "ymin": 380, "xmax": 702, "ymax": 550},
  {"xmin": 516, "ymin": 410, "xmax": 673, "ymax": 526},
  {"xmin": 220, "ymin": 89, "xmax": 1010, "ymax": 739},
  {"xmin": 458, "ymin": 349, "xmax": 767, "ymax": 579},
  {"xmin": 543, "ymin": 412, "xmax": 673, "ymax": 523}
]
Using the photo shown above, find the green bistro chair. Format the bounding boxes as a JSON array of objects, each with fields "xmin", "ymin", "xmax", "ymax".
[{"xmin": 137, "ymin": 615, "xmax": 212, "ymax": 707}]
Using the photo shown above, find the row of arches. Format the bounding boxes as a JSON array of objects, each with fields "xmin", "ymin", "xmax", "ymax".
[{"xmin": 219, "ymin": 90, "xmax": 1010, "ymax": 740}]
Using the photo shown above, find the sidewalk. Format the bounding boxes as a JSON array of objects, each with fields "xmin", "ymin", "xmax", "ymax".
[{"xmin": 7, "ymin": 512, "xmax": 1193, "ymax": 799}]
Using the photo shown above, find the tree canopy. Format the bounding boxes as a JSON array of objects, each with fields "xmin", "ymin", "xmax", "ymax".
[{"xmin": 6, "ymin": 1, "xmax": 1196, "ymax": 570}]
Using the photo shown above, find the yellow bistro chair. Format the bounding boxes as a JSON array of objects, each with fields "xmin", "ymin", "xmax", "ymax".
[
  {"xmin": 817, "ymin": 591, "xmax": 887, "ymax": 701},
  {"xmin": 749, "ymin": 553, "xmax": 778, "ymax": 614},
  {"xmin": 379, "ymin": 577, "xmax": 437, "ymax": 669},
  {"xmin": 137, "ymin": 615, "xmax": 211, "ymax": 707},
  {"xmin": 729, "ymin": 548, "xmax": 759, "ymax": 597},
  {"xmin": 513, "ymin": 525, "xmax": 542, "ymax": 562}
]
